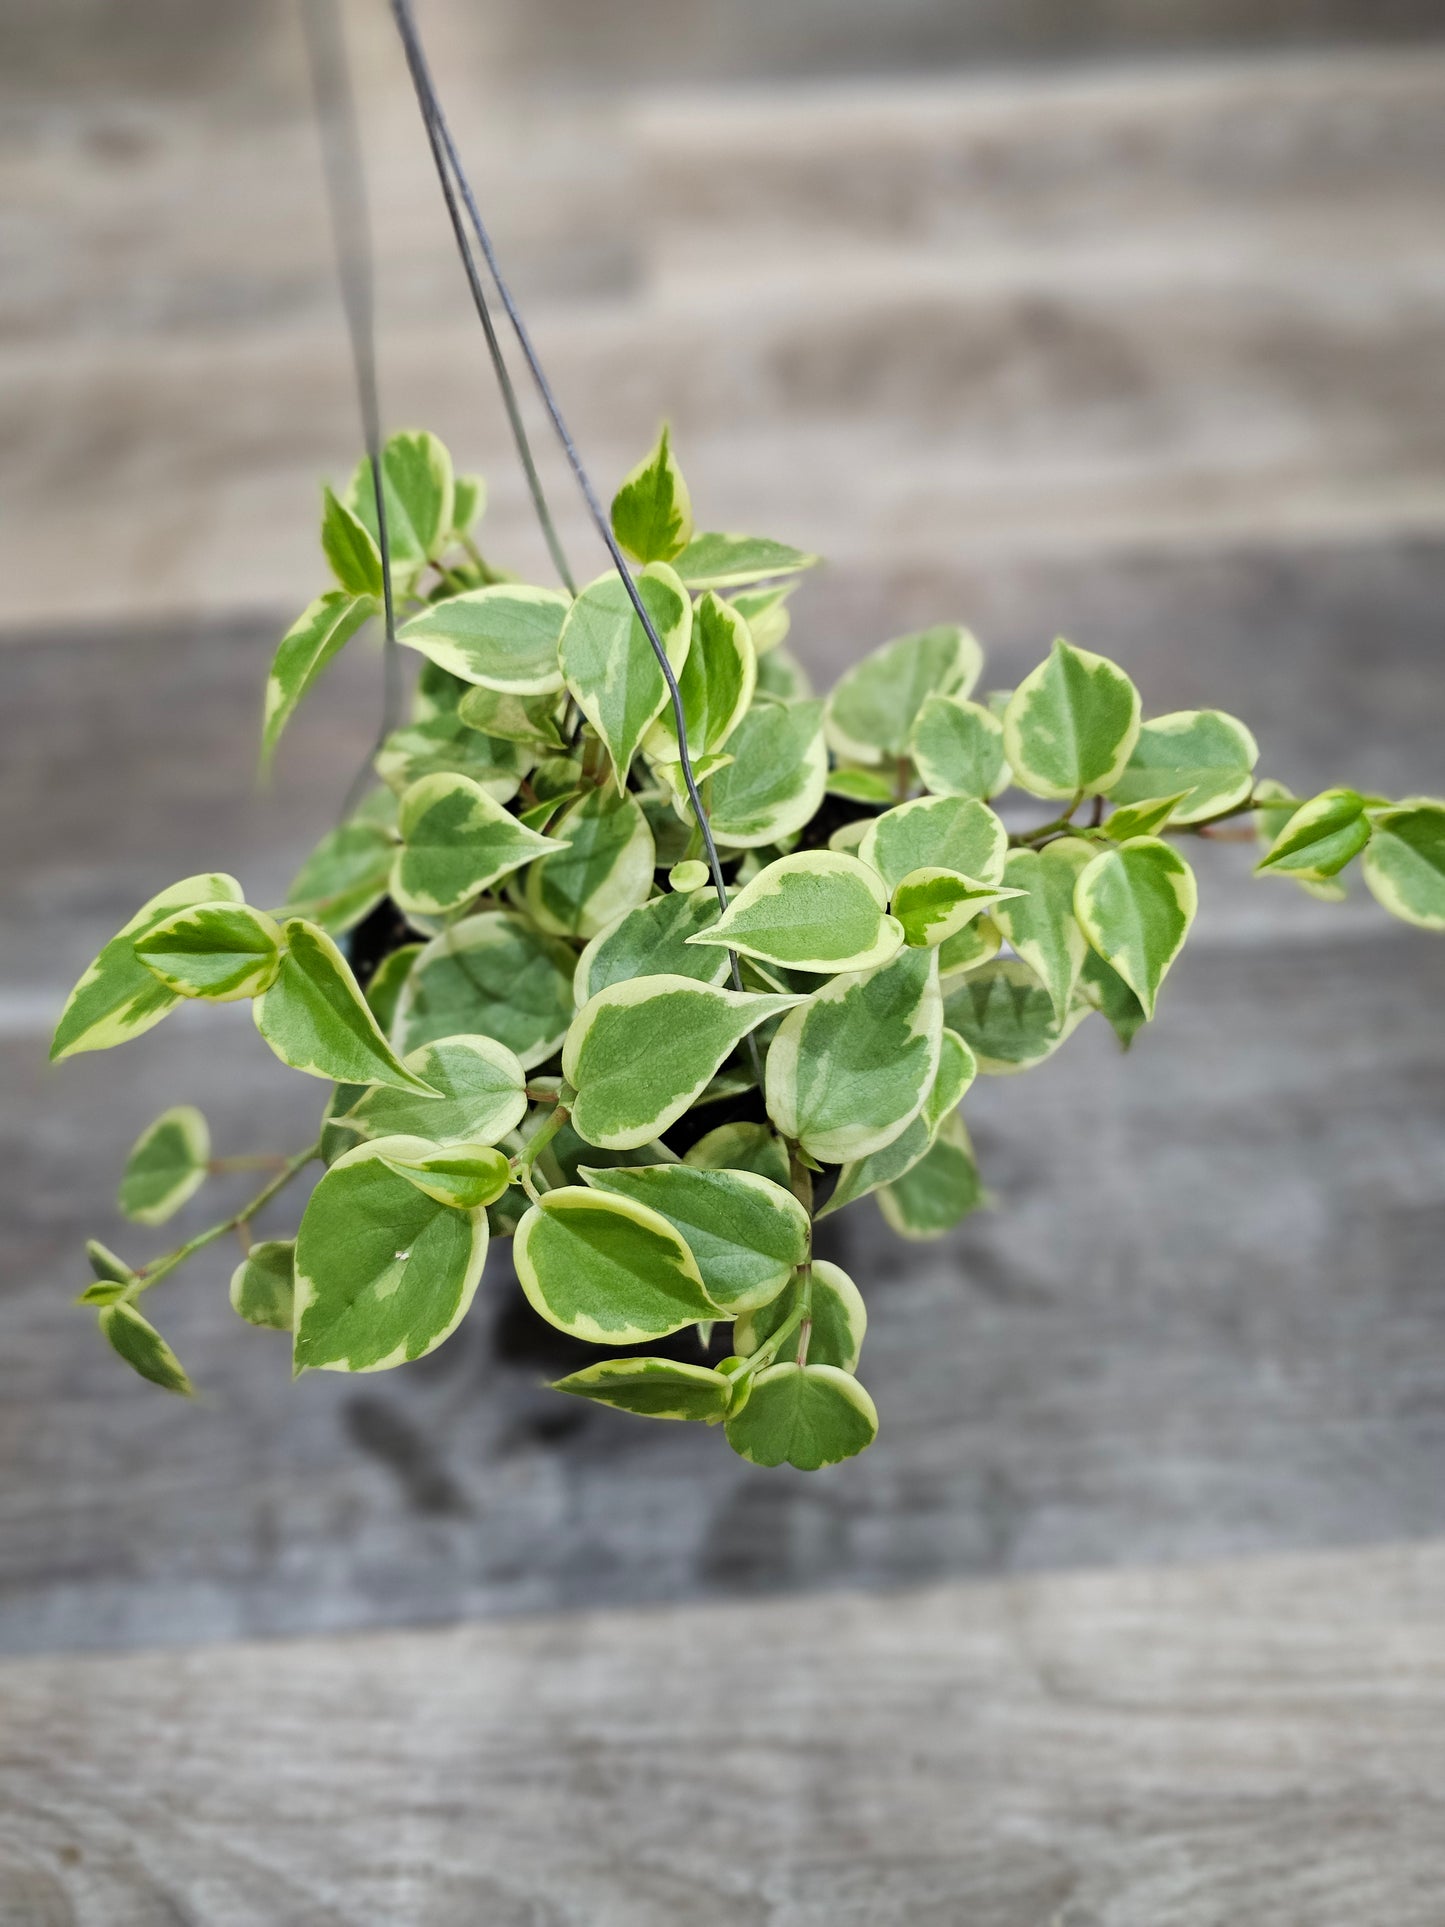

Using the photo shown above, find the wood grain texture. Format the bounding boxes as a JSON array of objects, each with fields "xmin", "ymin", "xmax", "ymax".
[{"xmin": 2, "ymin": 1540, "xmax": 1443, "ymax": 1923}]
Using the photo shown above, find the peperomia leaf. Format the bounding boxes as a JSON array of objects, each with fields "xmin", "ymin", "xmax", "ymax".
[
  {"xmin": 254, "ymin": 920, "xmax": 439, "ymax": 1093},
  {"xmin": 683, "ymin": 1121, "xmax": 793, "ymax": 1188},
  {"xmin": 375, "ymin": 716, "xmax": 525, "ymax": 805},
  {"xmin": 730, "ymin": 581, "xmax": 795, "ymax": 654},
  {"xmin": 456, "ymin": 684, "xmax": 568, "ymax": 749},
  {"xmin": 284, "ymin": 821, "xmax": 395, "ymax": 935},
  {"xmin": 878, "ymin": 1112, "xmax": 984, "ymax": 1240},
  {"xmin": 135, "ymin": 902, "xmax": 283, "ymax": 1002},
  {"xmin": 553, "ymin": 1357, "xmax": 732, "ymax": 1422},
  {"xmin": 909, "ymin": 692, "xmax": 1008, "ymax": 799},
  {"xmin": 672, "ymin": 532, "xmax": 819, "ymax": 591},
  {"xmin": 1107, "ymin": 710, "xmax": 1258, "ymax": 824},
  {"xmin": 294, "ymin": 1140, "xmax": 487, "ymax": 1373},
  {"xmin": 645, "ymin": 590, "xmax": 756, "ymax": 759},
  {"xmin": 558, "ymin": 565, "xmax": 692, "ymax": 785},
  {"xmin": 565, "ymin": 976, "xmax": 801, "ymax": 1150},
  {"xmin": 819, "ymin": 1027, "xmax": 974, "ymax": 1218},
  {"xmin": 1256, "ymin": 788, "xmax": 1371, "ymax": 880},
  {"xmin": 230, "ymin": 1241, "xmax": 296, "ymax": 1331},
  {"xmin": 992, "ymin": 839, "xmax": 1095, "ymax": 1021},
  {"xmin": 1002, "ymin": 639, "xmax": 1141, "ymax": 800},
  {"xmin": 343, "ymin": 1034, "xmax": 528, "ymax": 1147},
  {"xmin": 826, "ymin": 625, "xmax": 982, "ymax": 765},
  {"xmin": 708, "ymin": 698, "xmax": 828, "ymax": 849},
  {"xmin": 392, "ymin": 772, "xmax": 563, "ymax": 916},
  {"xmin": 514, "ymin": 1186, "xmax": 716, "ymax": 1342},
  {"xmin": 610, "ymin": 423, "xmax": 694, "ymax": 564},
  {"xmin": 733, "ymin": 1259, "xmax": 866, "ymax": 1373},
  {"xmin": 754, "ymin": 646, "xmax": 812, "ymax": 703},
  {"xmin": 369, "ymin": 1134, "xmax": 512, "ymax": 1211},
  {"xmin": 724, "ymin": 1362, "xmax": 877, "ymax": 1469},
  {"xmin": 943, "ymin": 959, "xmax": 1087, "ymax": 1074},
  {"xmin": 1074, "ymin": 837, "xmax": 1198, "ymax": 1019},
  {"xmin": 936, "ymin": 916, "xmax": 1002, "ymax": 980},
  {"xmin": 117, "ymin": 1105, "xmax": 209, "ymax": 1225},
  {"xmin": 689, "ymin": 851, "xmax": 903, "ymax": 975},
  {"xmin": 99, "ymin": 1302, "xmax": 193, "ymax": 1397},
  {"xmin": 450, "ymin": 472, "xmax": 486, "ymax": 535},
  {"xmin": 580, "ymin": 1163, "xmax": 810, "ymax": 1313},
  {"xmin": 574, "ymin": 888, "xmax": 728, "ymax": 1005},
  {"xmin": 524, "ymin": 783, "xmax": 656, "ymax": 940},
  {"xmin": 859, "ymin": 794, "xmax": 1008, "ymax": 893},
  {"xmin": 51, "ymin": 872, "xmax": 245, "ymax": 1062},
  {"xmin": 364, "ymin": 944, "xmax": 423, "ymax": 1035},
  {"xmin": 1362, "ymin": 801, "xmax": 1445, "ymax": 928},
  {"xmin": 890, "ymin": 869, "xmax": 1020, "ymax": 949},
  {"xmin": 395, "ymin": 912, "xmax": 576, "ymax": 1069},
  {"xmin": 1103, "ymin": 793, "xmax": 1187, "ymax": 841},
  {"xmin": 1079, "ymin": 947, "xmax": 1148, "ymax": 1050},
  {"xmin": 765, "ymin": 944, "xmax": 942, "ymax": 1163},
  {"xmin": 320, "ymin": 484, "xmax": 383, "ymax": 597},
  {"xmin": 347, "ymin": 430, "xmax": 454, "ymax": 565},
  {"xmin": 398, "ymin": 585, "xmax": 570, "ymax": 695},
  {"xmin": 262, "ymin": 592, "xmax": 375, "ymax": 767}
]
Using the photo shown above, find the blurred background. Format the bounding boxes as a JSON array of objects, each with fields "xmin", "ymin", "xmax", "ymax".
[{"xmin": 4, "ymin": 0, "xmax": 1445, "ymax": 1662}]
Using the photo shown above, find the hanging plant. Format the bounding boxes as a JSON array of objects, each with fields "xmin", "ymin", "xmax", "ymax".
[
  {"xmin": 49, "ymin": 0, "xmax": 1445, "ymax": 1471},
  {"xmin": 52, "ymin": 422, "xmax": 1445, "ymax": 1466}
]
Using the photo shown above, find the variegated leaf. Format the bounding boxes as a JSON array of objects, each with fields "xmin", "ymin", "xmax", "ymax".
[
  {"xmin": 943, "ymin": 959, "xmax": 1088, "ymax": 1075},
  {"xmin": 992, "ymin": 838, "xmax": 1096, "ymax": 1021},
  {"xmin": 134, "ymin": 901, "xmax": 283, "ymax": 1002},
  {"xmin": 672, "ymin": 532, "xmax": 819, "ymax": 591},
  {"xmin": 1075, "ymin": 837, "xmax": 1198, "ymax": 1019},
  {"xmin": 574, "ymin": 888, "xmax": 728, "ymax": 1005},
  {"xmin": 284, "ymin": 821, "xmax": 394, "ymax": 935},
  {"xmin": 1107, "ymin": 709, "xmax": 1258, "ymax": 824},
  {"xmin": 558, "ymin": 564, "xmax": 692, "ymax": 784},
  {"xmin": 705, "ymin": 698, "xmax": 829, "ymax": 849},
  {"xmin": 369, "ymin": 1134, "xmax": 512, "ymax": 1211},
  {"xmin": 262, "ymin": 592, "xmax": 375, "ymax": 767},
  {"xmin": 683, "ymin": 1121, "xmax": 793, "ymax": 1188},
  {"xmin": 230, "ymin": 1240, "xmax": 296, "ymax": 1331},
  {"xmin": 343, "ymin": 1034, "xmax": 528, "ymax": 1147},
  {"xmin": 254, "ymin": 920, "xmax": 439, "ymax": 1093},
  {"xmin": 1362, "ymin": 800, "xmax": 1445, "ymax": 929},
  {"xmin": 908, "ymin": 692, "xmax": 1008, "ymax": 799},
  {"xmin": 826, "ymin": 625, "xmax": 983, "ymax": 765},
  {"xmin": 320, "ymin": 484, "xmax": 383, "ymax": 597},
  {"xmin": 524, "ymin": 783, "xmax": 656, "ymax": 940},
  {"xmin": 765, "ymin": 945, "xmax": 942, "ymax": 1163},
  {"xmin": 1256, "ymin": 788, "xmax": 1371, "ymax": 879},
  {"xmin": 564, "ymin": 977, "xmax": 801, "ymax": 1151},
  {"xmin": 346, "ymin": 430, "xmax": 454, "ymax": 564},
  {"xmin": 398, "ymin": 584, "xmax": 571, "ymax": 695},
  {"xmin": 859, "ymin": 794, "xmax": 1008, "ymax": 893},
  {"xmin": 392, "ymin": 772, "xmax": 564, "ymax": 916},
  {"xmin": 51, "ymin": 872, "xmax": 244, "ymax": 1062},
  {"xmin": 294, "ymin": 1139, "xmax": 487, "ymax": 1373},
  {"xmin": 819, "ymin": 1027, "xmax": 975, "ymax": 1218},
  {"xmin": 733, "ymin": 1259, "xmax": 867, "ymax": 1373},
  {"xmin": 394, "ymin": 913, "xmax": 576, "ymax": 1069},
  {"xmin": 890, "ymin": 869, "xmax": 1020, "ymax": 949},
  {"xmin": 878, "ymin": 1111, "xmax": 985, "ymax": 1240},
  {"xmin": 610, "ymin": 423, "xmax": 694, "ymax": 563},
  {"xmin": 1002, "ymin": 639, "xmax": 1141, "ymax": 800},
  {"xmin": 689, "ymin": 851, "xmax": 902, "ymax": 974},
  {"xmin": 117, "ymin": 1105, "xmax": 209, "ymax": 1225},
  {"xmin": 553, "ymin": 1357, "xmax": 732, "ymax": 1421},
  {"xmin": 99, "ymin": 1302, "xmax": 193, "ymax": 1396},
  {"xmin": 515, "ymin": 1186, "xmax": 716, "ymax": 1343},
  {"xmin": 645, "ymin": 589, "xmax": 756, "ymax": 759},
  {"xmin": 580, "ymin": 1163, "xmax": 809, "ymax": 1313},
  {"xmin": 724, "ymin": 1362, "xmax": 877, "ymax": 1469}
]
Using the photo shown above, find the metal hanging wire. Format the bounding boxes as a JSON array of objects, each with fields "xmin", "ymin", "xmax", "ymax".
[{"xmin": 386, "ymin": 0, "xmax": 747, "ymax": 962}]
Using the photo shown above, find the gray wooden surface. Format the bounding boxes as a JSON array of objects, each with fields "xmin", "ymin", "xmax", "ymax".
[{"xmin": 3, "ymin": 1540, "xmax": 1443, "ymax": 1924}]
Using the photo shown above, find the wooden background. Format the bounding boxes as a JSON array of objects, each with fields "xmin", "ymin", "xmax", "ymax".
[{"xmin": 3, "ymin": 2, "xmax": 1444, "ymax": 1918}]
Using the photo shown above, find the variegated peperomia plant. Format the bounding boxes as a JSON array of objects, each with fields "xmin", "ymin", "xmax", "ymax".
[{"xmin": 54, "ymin": 426, "xmax": 1445, "ymax": 1470}]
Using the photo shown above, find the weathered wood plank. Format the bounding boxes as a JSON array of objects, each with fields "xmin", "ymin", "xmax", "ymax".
[{"xmin": 2, "ymin": 1540, "xmax": 1443, "ymax": 1924}]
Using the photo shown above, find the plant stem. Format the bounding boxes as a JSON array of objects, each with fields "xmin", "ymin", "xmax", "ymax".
[
  {"xmin": 514, "ymin": 1103, "xmax": 570, "ymax": 1202},
  {"xmin": 1010, "ymin": 791, "xmax": 1084, "ymax": 847},
  {"xmin": 130, "ymin": 1140, "xmax": 322, "ymax": 1299}
]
